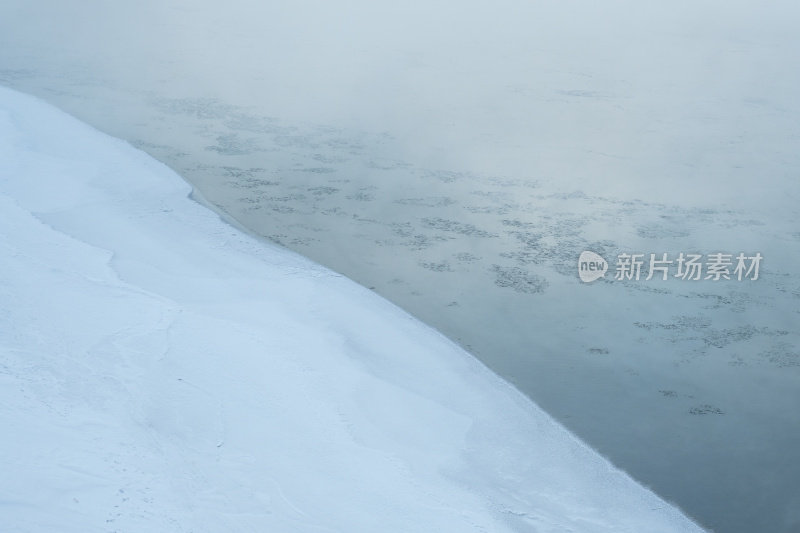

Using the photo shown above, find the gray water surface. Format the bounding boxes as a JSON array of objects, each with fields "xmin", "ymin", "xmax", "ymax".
[{"xmin": 2, "ymin": 2, "xmax": 799, "ymax": 531}]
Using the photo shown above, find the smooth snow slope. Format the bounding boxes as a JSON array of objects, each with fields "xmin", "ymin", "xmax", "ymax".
[{"xmin": 0, "ymin": 86, "xmax": 702, "ymax": 532}]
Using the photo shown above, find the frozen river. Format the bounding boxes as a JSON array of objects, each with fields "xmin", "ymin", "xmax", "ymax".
[{"xmin": 2, "ymin": 1, "xmax": 799, "ymax": 531}]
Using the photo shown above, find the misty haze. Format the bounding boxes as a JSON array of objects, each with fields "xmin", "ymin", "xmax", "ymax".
[{"xmin": 1, "ymin": 1, "xmax": 799, "ymax": 532}]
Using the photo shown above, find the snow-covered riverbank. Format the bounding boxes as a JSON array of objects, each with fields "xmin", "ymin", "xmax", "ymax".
[{"xmin": 0, "ymin": 86, "xmax": 704, "ymax": 531}]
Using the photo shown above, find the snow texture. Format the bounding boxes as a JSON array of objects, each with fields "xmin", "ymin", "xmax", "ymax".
[{"xmin": 0, "ymin": 86, "xmax": 703, "ymax": 532}]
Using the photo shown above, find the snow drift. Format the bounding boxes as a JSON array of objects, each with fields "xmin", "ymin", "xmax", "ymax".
[{"xmin": 0, "ymin": 86, "xmax": 703, "ymax": 532}]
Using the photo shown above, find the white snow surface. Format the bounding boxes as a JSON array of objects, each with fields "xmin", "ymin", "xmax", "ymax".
[{"xmin": 0, "ymin": 86, "xmax": 703, "ymax": 532}]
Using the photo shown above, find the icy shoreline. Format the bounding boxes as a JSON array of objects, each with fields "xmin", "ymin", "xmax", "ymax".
[{"xmin": 0, "ymin": 85, "xmax": 704, "ymax": 531}]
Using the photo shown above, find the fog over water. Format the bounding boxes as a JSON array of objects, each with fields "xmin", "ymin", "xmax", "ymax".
[{"xmin": 2, "ymin": 1, "xmax": 799, "ymax": 531}]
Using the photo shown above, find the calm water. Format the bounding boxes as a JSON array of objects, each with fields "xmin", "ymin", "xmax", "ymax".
[{"xmin": 2, "ymin": 2, "xmax": 799, "ymax": 531}]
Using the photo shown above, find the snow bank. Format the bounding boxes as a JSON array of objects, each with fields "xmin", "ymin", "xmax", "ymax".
[{"xmin": 0, "ymin": 85, "xmax": 702, "ymax": 532}]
